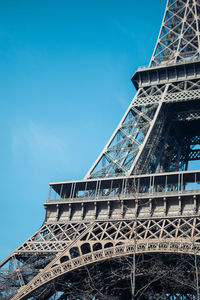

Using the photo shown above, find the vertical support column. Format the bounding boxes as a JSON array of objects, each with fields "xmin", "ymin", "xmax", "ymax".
[
  {"xmin": 194, "ymin": 195, "xmax": 197, "ymax": 214},
  {"xmin": 69, "ymin": 203, "xmax": 72, "ymax": 221},
  {"xmin": 122, "ymin": 178, "xmax": 125, "ymax": 194},
  {"xmin": 149, "ymin": 198, "xmax": 152, "ymax": 216},
  {"xmin": 84, "ymin": 182, "xmax": 88, "ymax": 197},
  {"xmin": 97, "ymin": 180, "xmax": 101, "ymax": 198},
  {"xmin": 178, "ymin": 196, "xmax": 182, "ymax": 215},
  {"xmin": 163, "ymin": 197, "xmax": 167, "ymax": 216},
  {"xmin": 107, "ymin": 201, "xmax": 111, "ymax": 219},
  {"xmin": 56, "ymin": 204, "xmax": 59, "ymax": 221},
  {"xmin": 81, "ymin": 203, "xmax": 84, "ymax": 220},
  {"xmin": 69, "ymin": 183, "xmax": 73, "ymax": 198},
  {"xmin": 94, "ymin": 201, "xmax": 97, "ymax": 219},
  {"xmin": 95, "ymin": 181, "xmax": 99, "ymax": 198},
  {"xmin": 121, "ymin": 200, "xmax": 124, "ymax": 218},
  {"xmin": 135, "ymin": 199, "xmax": 139, "ymax": 218},
  {"xmin": 60, "ymin": 184, "xmax": 63, "ymax": 199},
  {"xmin": 71, "ymin": 183, "xmax": 76, "ymax": 199},
  {"xmin": 165, "ymin": 175, "xmax": 168, "ymax": 194}
]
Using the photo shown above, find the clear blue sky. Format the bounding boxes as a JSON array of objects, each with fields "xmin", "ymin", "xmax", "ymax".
[{"xmin": 0, "ymin": 0, "xmax": 166, "ymax": 261}]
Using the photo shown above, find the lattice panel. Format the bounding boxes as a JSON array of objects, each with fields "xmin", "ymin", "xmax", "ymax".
[
  {"xmin": 138, "ymin": 85, "xmax": 166, "ymax": 97},
  {"xmin": 150, "ymin": 0, "xmax": 200, "ymax": 66},
  {"xmin": 168, "ymin": 79, "xmax": 200, "ymax": 93},
  {"xmin": 181, "ymin": 148, "xmax": 200, "ymax": 160},
  {"xmin": 86, "ymin": 75, "xmax": 200, "ymax": 179},
  {"xmin": 175, "ymin": 110, "xmax": 200, "ymax": 121},
  {"xmin": 17, "ymin": 223, "xmax": 89, "ymax": 253},
  {"xmin": 0, "ymin": 223, "xmax": 91, "ymax": 299},
  {"xmin": 165, "ymin": 89, "xmax": 200, "ymax": 102},
  {"xmin": 133, "ymin": 85, "xmax": 165, "ymax": 106},
  {"xmin": 79, "ymin": 218, "xmax": 200, "ymax": 243},
  {"xmin": 11, "ymin": 217, "xmax": 200, "ymax": 300},
  {"xmin": 85, "ymin": 86, "xmax": 159, "ymax": 179},
  {"xmin": 4, "ymin": 1, "xmax": 200, "ymax": 299}
]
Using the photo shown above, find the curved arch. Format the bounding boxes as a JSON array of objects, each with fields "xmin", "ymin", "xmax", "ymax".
[
  {"xmin": 116, "ymin": 241, "xmax": 124, "ymax": 246},
  {"xmin": 104, "ymin": 242, "xmax": 113, "ymax": 249},
  {"xmin": 60, "ymin": 256, "xmax": 69, "ymax": 264},
  {"xmin": 81, "ymin": 243, "xmax": 91, "ymax": 255},
  {"xmin": 69, "ymin": 246, "xmax": 80, "ymax": 259},
  {"xmin": 14, "ymin": 239, "xmax": 200, "ymax": 300},
  {"xmin": 93, "ymin": 242, "xmax": 102, "ymax": 251}
]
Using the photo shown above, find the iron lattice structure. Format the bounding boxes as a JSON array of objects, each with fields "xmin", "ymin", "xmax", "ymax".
[{"xmin": 2, "ymin": 0, "xmax": 200, "ymax": 299}]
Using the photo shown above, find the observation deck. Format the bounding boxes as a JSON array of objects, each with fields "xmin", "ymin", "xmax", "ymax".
[
  {"xmin": 132, "ymin": 59, "xmax": 200, "ymax": 89},
  {"xmin": 45, "ymin": 170, "xmax": 200, "ymax": 223}
]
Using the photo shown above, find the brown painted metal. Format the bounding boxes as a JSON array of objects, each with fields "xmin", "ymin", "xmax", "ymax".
[{"xmin": 2, "ymin": 1, "xmax": 200, "ymax": 299}]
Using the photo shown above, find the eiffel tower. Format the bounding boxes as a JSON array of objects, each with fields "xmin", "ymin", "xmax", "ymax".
[{"xmin": 2, "ymin": 0, "xmax": 200, "ymax": 299}]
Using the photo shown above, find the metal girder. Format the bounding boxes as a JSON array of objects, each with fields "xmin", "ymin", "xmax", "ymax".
[
  {"xmin": 10, "ymin": 216, "xmax": 200, "ymax": 299},
  {"xmin": 84, "ymin": 0, "xmax": 200, "ymax": 179},
  {"xmin": 85, "ymin": 87, "xmax": 159, "ymax": 179},
  {"xmin": 150, "ymin": 0, "xmax": 200, "ymax": 66},
  {"xmin": 85, "ymin": 79, "xmax": 200, "ymax": 177},
  {"xmin": 0, "ymin": 223, "xmax": 89, "ymax": 260},
  {"xmin": 3, "ymin": 0, "xmax": 200, "ymax": 299}
]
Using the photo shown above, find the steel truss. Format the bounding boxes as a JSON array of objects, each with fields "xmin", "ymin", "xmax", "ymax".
[
  {"xmin": 150, "ymin": 0, "xmax": 200, "ymax": 66},
  {"xmin": 2, "ymin": 0, "xmax": 200, "ymax": 299},
  {"xmin": 86, "ymin": 77, "xmax": 200, "ymax": 178},
  {"xmin": 2, "ymin": 216, "xmax": 200, "ymax": 299}
]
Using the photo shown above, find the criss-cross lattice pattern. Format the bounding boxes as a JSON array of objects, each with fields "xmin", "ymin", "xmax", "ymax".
[
  {"xmin": 86, "ymin": 77, "xmax": 200, "ymax": 178},
  {"xmin": 0, "ymin": 223, "xmax": 91, "ymax": 299},
  {"xmin": 150, "ymin": 0, "xmax": 200, "ymax": 66},
  {"xmin": 3, "ymin": 1, "xmax": 200, "ymax": 299},
  {"xmin": 85, "ymin": 86, "xmax": 163, "ymax": 179},
  {"xmin": 11, "ymin": 217, "xmax": 200, "ymax": 299},
  {"xmin": 133, "ymin": 80, "xmax": 200, "ymax": 106},
  {"xmin": 16, "ymin": 222, "xmax": 89, "ymax": 253}
]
